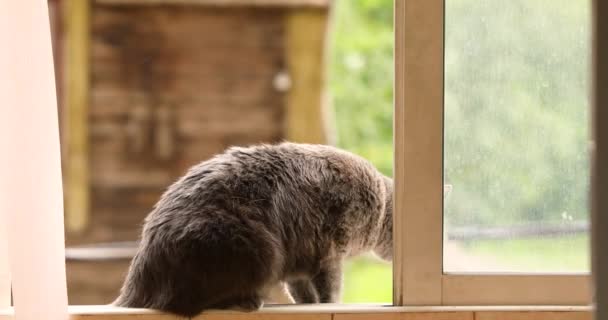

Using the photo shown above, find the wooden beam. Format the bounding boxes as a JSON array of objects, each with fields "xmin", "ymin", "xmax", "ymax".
[
  {"xmin": 284, "ymin": 8, "xmax": 334, "ymax": 145},
  {"xmin": 393, "ymin": 0, "xmax": 445, "ymax": 306},
  {"xmin": 64, "ymin": 0, "xmax": 91, "ymax": 233},
  {"xmin": 441, "ymin": 274, "xmax": 590, "ymax": 305},
  {"xmin": 592, "ymin": 0, "xmax": 607, "ymax": 319}
]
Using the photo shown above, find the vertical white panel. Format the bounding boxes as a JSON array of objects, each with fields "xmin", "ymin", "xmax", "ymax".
[
  {"xmin": 0, "ymin": 217, "xmax": 9, "ymax": 307},
  {"xmin": 0, "ymin": 0, "xmax": 69, "ymax": 319}
]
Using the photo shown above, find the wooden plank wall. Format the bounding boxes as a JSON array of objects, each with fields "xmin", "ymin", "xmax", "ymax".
[{"xmin": 82, "ymin": 5, "xmax": 286, "ymax": 244}]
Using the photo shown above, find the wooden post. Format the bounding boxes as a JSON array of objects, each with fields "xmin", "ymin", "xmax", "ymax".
[
  {"xmin": 64, "ymin": 0, "xmax": 91, "ymax": 232},
  {"xmin": 592, "ymin": 0, "xmax": 607, "ymax": 319},
  {"xmin": 0, "ymin": 0, "xmax": 69, "ymax": 318},
  {"xmin": 284, "ymin": 8, "xmax": 334, "ymax": 145}
]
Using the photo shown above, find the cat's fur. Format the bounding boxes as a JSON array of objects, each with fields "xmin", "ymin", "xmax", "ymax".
[{"xmin": 114, "ymin": 142, "xmax": 393, "ymax": 317}]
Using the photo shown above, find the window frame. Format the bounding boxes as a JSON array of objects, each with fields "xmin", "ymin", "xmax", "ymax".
[
  {"xmin": 592, "ymin": 0, "xmax": 608, "ymax": 318},
  {"xmin": 0, "ymin": 0, "xmax": 600, "ymax": 318},
  {"xmin": 393, "ymin": 0, "xmax": 592, "ymax": 306}
]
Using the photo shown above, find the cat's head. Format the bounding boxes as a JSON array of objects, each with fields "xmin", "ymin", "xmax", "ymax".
[
  {"xmin": 373, "ymin": 178, "xmax": 394, "ymax": 261},
  {"xmin": 372, "ymin": 184, "xmax": 453, "ymax": 262}
]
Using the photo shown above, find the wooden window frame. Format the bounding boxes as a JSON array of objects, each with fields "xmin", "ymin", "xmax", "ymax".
[
  {"xmin": 393, "ymin": 0, "xmax": 592, "ymax": 307},
  {"xmin": 0, "ymin": 0, "xmax": 601, "ymax": 319},
  {"xmin": 592, "ymin": 0, "xmax": 607, "ymax": 319}
]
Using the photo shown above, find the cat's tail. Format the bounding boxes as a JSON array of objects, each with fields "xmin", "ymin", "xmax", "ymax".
[
  {"xmin": 112, "ymin": 247, "xmax": 156, "ymax": 308},
  {"xmin": 113, "ymin": 240, "xmax": 227, "ymax": 316},
  {"xmin": 113, "ymin": 213, "xmax": 284, "ymax": 317}
]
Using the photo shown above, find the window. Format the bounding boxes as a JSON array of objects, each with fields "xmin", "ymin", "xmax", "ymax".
[
  {"xmin": 443, "ymin": 0, "xmax": 591, "ymax": 274},
  {"xmin": 394, "ymin": 0, "xmax": 591, "ymax": 306},
  {"xmin": 0, "ymin": 0, "xmax": 601, "ymax": 319}
]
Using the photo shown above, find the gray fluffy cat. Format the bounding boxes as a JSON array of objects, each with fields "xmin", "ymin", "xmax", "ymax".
[{"xmin": 114, "ymin": 142, "xmax": 393, "ymax": 317}]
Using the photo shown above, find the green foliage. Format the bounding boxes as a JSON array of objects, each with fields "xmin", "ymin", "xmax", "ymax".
[
  {"xmin": 329, "ymin": 1, "xmax": 394, "ymax": 302},
  {"xmin": 330, "ymin": 0, "xmax": 393, "ymax": 176}
]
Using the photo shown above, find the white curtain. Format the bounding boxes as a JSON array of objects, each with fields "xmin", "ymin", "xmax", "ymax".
[{"xmin": 0, "ymin": 0, "xmax": 69, "ymax": 319}]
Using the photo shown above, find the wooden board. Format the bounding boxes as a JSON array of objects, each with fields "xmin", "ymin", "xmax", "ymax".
[
  {"xmin": 441, "ymin": 274, "xmax": 590, "ymax": 305},
  {"xmin": 0, "ymin": 306, "xmax": 593, "ymax": 320}
]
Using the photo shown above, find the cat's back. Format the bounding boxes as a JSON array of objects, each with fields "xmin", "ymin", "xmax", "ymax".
[
  {"xmin": 169, "ymin": 142, "xmax": 379, "ymax": 199},
  {"xmin": 148, "ymin": 142, "xmax": 385, "ymax": 232}
]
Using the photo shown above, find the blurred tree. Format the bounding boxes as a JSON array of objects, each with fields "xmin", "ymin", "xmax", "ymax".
[
  {"xmin": 331, "ymin": 0, "xmax": 394, "ymax": 176},
  {"xmin": 443, "ymin": 0, "xmax": 590, "ymax": 227}
]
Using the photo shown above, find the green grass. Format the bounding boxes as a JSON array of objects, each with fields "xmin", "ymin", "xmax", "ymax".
[
  {"xmin": 342, "ymin": 256, "xmax": 392, "ymax": 303},
  {"xmin": 460, "ymin": 234, "xmax": 590, "ymax": 272}
]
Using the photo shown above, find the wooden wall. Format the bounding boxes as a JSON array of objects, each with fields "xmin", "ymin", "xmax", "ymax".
[{"xmin": 82, "ymin": 4, "xmax": 286, "ymax": 243}]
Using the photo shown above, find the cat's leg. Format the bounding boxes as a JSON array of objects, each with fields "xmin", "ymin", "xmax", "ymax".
[
  {"xmin": 264, "ymin": 282, "xmax": 295, "ymax": 304},
  {"xmin": 311, "ymin": 262, "xmax": 342, "ymax": 303},
  {"xmin": 287, "ymin": 279, "xmax": 319, "ymax": 303}
]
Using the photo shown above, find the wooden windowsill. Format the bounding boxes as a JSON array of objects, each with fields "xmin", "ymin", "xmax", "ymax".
[{"xmin": 0, "ymin": 304, "xmax": 593, "ymax": 320}]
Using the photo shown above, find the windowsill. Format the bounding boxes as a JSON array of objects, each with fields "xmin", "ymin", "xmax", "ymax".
[{"xmin": 0, "ymin": 304, "xmax": 593, "ymax": 320}]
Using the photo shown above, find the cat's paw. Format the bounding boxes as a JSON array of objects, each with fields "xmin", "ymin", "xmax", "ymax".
[{"xmin": 229, "ymin": 296, "xmax": 263, "ymax": 312}]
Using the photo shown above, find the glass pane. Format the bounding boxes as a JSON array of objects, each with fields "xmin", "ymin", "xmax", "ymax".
[{"xmin": 443, "ymin": 0, "xmax": 591, "ymax": 273}]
